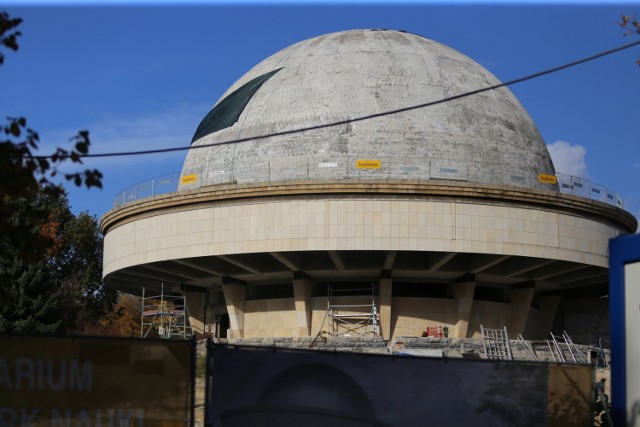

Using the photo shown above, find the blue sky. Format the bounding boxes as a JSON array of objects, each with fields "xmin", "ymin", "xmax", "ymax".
[{"xmin": 1, "ymin": 2, "xmax": 639, "ymax": 222}]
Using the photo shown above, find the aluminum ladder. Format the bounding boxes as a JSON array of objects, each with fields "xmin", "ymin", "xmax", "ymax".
[{"xmin": 481, "ymin": 325, "xmax": 513, "ymax": 360}]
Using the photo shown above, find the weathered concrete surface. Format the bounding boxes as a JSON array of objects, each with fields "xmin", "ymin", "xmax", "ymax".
[
  {"xmin": 222, "ymin": 336, "xmax": 389, "ymax": 353},
  {"xmin": 213, "ymin": 335, "xmax": 605, "ymax": 363},
  {"xmin": 183, "ymin": 29, "xmax": 555, "ymax": 191}
]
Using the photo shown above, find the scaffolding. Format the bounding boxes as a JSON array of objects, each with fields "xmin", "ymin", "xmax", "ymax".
[
  {"xmin": 327, "ymin": 283, "xmax": 379, "ymax": 337},
  {"xmin": 516, "ymin": 334, "xmax": 539, "ymax": 361},
  {"xmin": 141, "ymin": 284, "xmax": 192, "ymax": 339},
  {"xmin": 481, "ymin": 325, "xmax": 513, "ymax": 360},
  {"xmin": 547, "ymin": 331, "xmax": 588, "ymax": 364}
]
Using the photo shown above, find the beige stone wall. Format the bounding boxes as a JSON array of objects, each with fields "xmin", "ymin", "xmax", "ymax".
[
  {"xmin": 523, "ymin": 307, "xmax": 545, "ymax": 339},
  {"xmin": 184, "ymin": 291, "xmax": 206, "ymax": 335},
  {"xmin": 310, "ymin": 297, "xmax": 331, "ymax": 335},
  {"xmin": 391, "ymin": 297, "xmax": 458, "ymax": 337},
  {"xmin": 104, "ymin": 197, "xmax": 619, "ymax": 277},
  {"xmin": 308, "ymin": 296, "xmax": 376, "ymax": 336},
  {"xmin": 241, "ymin": 296, "xmax": 516, "ymax": 339},
  {"xmin": 390, "ymin": 298, "xmax": 524, "ymax": 339},
  {"xmin": 467, "ymin": 301, "xmax": 512, "ymax": 338},
  {"xmin": 243, "ymin": 298, "xmax": 297, "ymax": 338},
  {"xmin": 241, "ymin": 296, "xmax": 380, "ymax": 338},
  {"xmin": 238, "ymin": 296, "xmax": 535, "ymax": 340}
]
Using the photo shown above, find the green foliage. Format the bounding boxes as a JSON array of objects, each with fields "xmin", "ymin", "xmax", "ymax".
[
  {"xmin": 0, "ymin": 11, "xmax": 111, "ymax": 334},
  {"xmin": 0, "ymin": 190, "xmax": 65, "ymax": 333},
  {"xmin": 55, "ymin": 209, "xmax": 118, "ymax": 332},
  {"xmin": 1, "ymin": 11, "xmax": 103, "ymax": 247},
  {"xmin": 0, "ymin": 257, "xmax": 64, "ymax": 333},
  {"xmin": 1, "ymin": 115, "xmax": 104, "ymax": 204},
  {"xmin": 0, "ymin": 11, "xmax": 21, "ymax": 65},
  {"xmin": 0, "ymin": 12, "xmax": 103, "ymax": 267},
  {"xmin": 0, "ymin": 188, "xmax": 117, "ymax": 333},
  {"xmin": 1, "ymin": 11, "xmax": 103, "ymax": 195}
]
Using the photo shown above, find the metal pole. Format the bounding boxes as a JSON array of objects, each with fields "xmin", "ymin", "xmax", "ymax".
[{"xmin": 141, "ymin": 286, "xmax": 145, "ymax": 338}]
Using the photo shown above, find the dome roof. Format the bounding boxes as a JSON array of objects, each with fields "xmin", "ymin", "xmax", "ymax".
[{"xmin": 182, "ymin": 29, "xmax": 555, "ymax": 190}]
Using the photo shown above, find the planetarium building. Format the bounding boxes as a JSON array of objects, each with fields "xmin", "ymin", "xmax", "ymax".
[{"xmin": 101, "ymin": 30, "xmax": 636, "ymax": 342}]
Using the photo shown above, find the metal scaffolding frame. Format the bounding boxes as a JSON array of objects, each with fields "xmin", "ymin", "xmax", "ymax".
[
  {"xmin": 141, "ymin": 284, "xmax": 192, "ymax": 339},
  {"xmin": 327, "ymin": 283, "xmax": 379, "ymax": 337},
  {"xmin": 516, "ymin": 334, "xmax": 539, "ymax": 361},
  {"xmin": 481, "ymin": 325, "xmax": 514, "ymax": 360},
  {"xmin": 547, "ymin": 331, "xmax": 588, "ymax": 364}
]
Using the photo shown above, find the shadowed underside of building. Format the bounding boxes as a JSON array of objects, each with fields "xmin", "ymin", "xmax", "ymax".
[{"xmin": 100, "ymin": 30, "xmax": 636, "ymax": 342}]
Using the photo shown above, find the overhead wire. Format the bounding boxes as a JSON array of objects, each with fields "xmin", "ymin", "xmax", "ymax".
[{"xmin": 28, "ymin": 38, "xmax": 640, "ymax": 161}]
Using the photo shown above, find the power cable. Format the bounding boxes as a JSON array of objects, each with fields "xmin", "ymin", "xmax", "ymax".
[{"xmin": 28, "ymin": 39, "xmax": 640, "ymax": 161}]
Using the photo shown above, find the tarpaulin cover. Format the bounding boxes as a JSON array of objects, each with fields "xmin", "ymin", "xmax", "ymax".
[
  {"xmin": 0, "ymin": 334, "xmax": 195, "ymax": 427},
  {"xmin": 206, "ymin": 343, "xmax": 593, "ymax": 427},
  {"xmin": 191, "ymin": 68, "xmax": 282, "ymax": 144}
]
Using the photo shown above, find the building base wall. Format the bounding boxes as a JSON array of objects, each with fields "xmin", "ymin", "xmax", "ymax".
[{"xmin": 213, "ymin": 295, "xmax": 553, "ymax": 340}]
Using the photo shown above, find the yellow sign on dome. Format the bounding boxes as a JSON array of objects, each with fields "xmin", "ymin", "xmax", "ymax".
[
  {"xmin": 181, "ymin": 174, "xmax": 198, "ymax": 185},
  {"xmin": 538, "ymin": 173, "xmax": 557, "ymax": 184},
  {"xmin": 356, "ymin": 159, "xmax": 381, "ymax": 169}
]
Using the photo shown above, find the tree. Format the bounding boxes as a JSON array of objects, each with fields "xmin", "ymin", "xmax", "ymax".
[
  {"xmin": 1, "ymin": 11, "xmax": 103, "ymax": 258},
  {"xmin": 56, "ymin": 209, "xmax": 118, "ymax": 332},
  {"xmin": 102, "ymin": 294, "xmax": 142, "ymax": 337},
  {"xmin": 618, "ymin": 13, "xmax": 640, "ymax": 65},
  {"xmin": 0, "ymin": 260, "xmax": 65, "ymax": 333},
  {"xmin": 0, "ymin": 187, "xmax": 118, "ymax": 333},
  {"xmin": 0, "ymin": 189, "xmax": 67, "ymax": 333},
  {"xmin": 619, "ymin": 14, "xmax": 640, "ymax": 37},
  {"xmin": 43, "ymin": 190, "xmax": 118, "ymax": 332},
  {"xmin": 0, "ymin": 11, "xmax": 109, "ymax": 333}
]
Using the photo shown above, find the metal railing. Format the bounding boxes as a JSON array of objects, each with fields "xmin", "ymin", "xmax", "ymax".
[
  {"xmin": 112, "ymin": 172, "xmax": 180, "ymax": 209},
  {"xmin": 111, "ymin": 159, "xmax": 624, "ymax": 210},
  {"xmin": 556, "ymin": 173, "xmax": 623, "ymax": 208}
]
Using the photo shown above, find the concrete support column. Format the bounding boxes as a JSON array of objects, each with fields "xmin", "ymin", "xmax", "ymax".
[
  {"xmin": 222, "ymin": 282, "xmax": 246, "ymax": 339},
  {"xmin": 184, "ymin": 289, "xmax": 206, "ymax": 336},
  {"xmin": 293, "ymin": 272, "xmax": 312, "ymax": 336},
  {"xmin": 379, "ymin": 272, "xmax": 393, "ymax": 340},
  {"xmin": 454, "ymin": 274, "xmax": 476, "ymax": 338},
  {"xmin": 509, "ymin": 284, "xmax": 535, "ymax": 336},
  {"xmin": 539, "ymin": 292, "xmax": 562, "ymax": 339}
]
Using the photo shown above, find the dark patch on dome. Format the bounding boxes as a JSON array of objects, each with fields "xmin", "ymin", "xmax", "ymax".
[{"xmin": 191, "ymin": 68, "xmax": 282, "ymax": 144}]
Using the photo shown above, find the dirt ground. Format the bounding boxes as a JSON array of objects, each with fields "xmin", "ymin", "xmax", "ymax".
[{"xmin": 195, "ymin": 378, "xmax": 205, "ymax": 427}]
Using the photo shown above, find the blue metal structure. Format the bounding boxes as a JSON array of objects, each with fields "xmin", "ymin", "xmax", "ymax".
[{"xmin": 609, "ymin": 233, "xmax": 640, "ymax": 426}]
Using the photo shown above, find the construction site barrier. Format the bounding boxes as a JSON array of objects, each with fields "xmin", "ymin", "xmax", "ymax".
[
  {"xmin": 205, "ymin": 342, "xmax": 593, "ymax": 427},
  {"xmin": 0, "ymin": 334, "xmax": 196, "ymax": 427}
]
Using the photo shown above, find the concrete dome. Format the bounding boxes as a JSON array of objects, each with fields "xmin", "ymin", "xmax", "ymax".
[{"xmin": 182, "ymin": 29, "xmax": 555, "ymax": 190}]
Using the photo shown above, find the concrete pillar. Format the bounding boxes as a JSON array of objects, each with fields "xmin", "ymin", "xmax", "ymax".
[
  {"xmin": 222, "ymin": 283, "xmax": 246, "ymax": 338},
  {"xmin": 539, "ymin": 293, "xmax": 562, "ymax": 339},
  {"xmin": 293, "ymin": 272, "xmax": 311, "ymax": 336},
  {"xmin": 379, "ymin": 273, "xmax": 393, "ymax": 340},
  {"xmin": 509, "ymin": 286, "xmax": 535, "ymax": 336},
  {"xmin": 454, "ymin": 274, "xmax": 476, "ymax": 338},
  {"xmin": 184, "ymin": 290, "xmax": 206, "ymax": 336}
]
